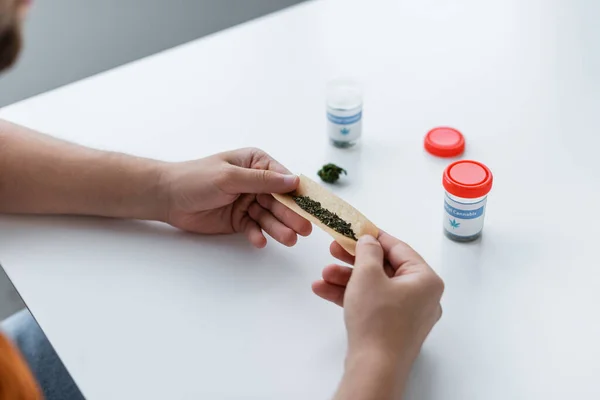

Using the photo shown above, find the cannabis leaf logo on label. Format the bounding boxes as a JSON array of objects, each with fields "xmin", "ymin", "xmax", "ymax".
[
  {"xmin": 340, "ymin": 127, "xmax": 350, "ymax": 135},
  {"xmin": 449, "ymin": 219, "xmax": 460, "ymax": 229}
]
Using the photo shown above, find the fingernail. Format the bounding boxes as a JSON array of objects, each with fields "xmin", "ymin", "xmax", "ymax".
[
  {"xmin": 283, "ymin": 174, "xmax": 298, "ymax": 186},
  {"xmin": 358, "ymin": 235, "xmax": 377, "ymax": 244}
]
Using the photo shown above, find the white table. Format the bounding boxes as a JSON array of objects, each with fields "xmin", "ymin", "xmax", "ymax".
[{"xmin": 1, "ymin": 0, "xmax": 600, "ymax": 398}]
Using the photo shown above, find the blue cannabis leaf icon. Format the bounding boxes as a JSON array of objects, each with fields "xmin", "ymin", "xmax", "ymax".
[
  {"xmin": 340, "ymin": 127, "xmax": 350, "ymax": 135},
  {"xmin": 449, "ymin": 219, "xmax": 460, "ymax": 229}
]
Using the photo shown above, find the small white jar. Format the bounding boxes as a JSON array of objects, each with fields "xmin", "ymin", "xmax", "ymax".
[
  {"xmin": 326, "ymin": 79, "xmax": 362, "ymax": 148},
  {"xmin": 442, "ymin": 160, "xmax": 493, "ymax": 242}
]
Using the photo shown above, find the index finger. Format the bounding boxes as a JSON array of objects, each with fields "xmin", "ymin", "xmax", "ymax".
[
  {"xmin": 378, "ymin": 231, "xmax": 425, "ymax": 269},
  {"xmin": 330, "ymin": 241, "xmax": 355, "ymax": 265},
  {"xmin": 224, "ymin": 148, "xmax": 291, "ymax": 174},
  {"xmin": 330, "ymin": 240, "xmax": 395, "ymax": 277}
]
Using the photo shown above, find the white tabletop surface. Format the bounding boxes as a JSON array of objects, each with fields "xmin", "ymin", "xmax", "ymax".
[{"xmin": 1, "ymin": 0, "xmax": 600, "ymax": 398}]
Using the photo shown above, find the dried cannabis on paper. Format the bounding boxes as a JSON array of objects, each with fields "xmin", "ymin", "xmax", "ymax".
[{"xmin": 292, "ymin": 195, "xmax": 357, "ymax": 240}]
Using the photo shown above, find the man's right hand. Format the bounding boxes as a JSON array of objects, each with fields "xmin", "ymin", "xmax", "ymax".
[{"xmin": 312, "ymin": 232, "xmax": 444, "ymax": 399}]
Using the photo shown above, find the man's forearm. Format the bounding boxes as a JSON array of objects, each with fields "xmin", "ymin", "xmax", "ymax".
[
  {"xmin": 334, "ymin": 350, "xmax": 412, "ymax": 400},
  {"xmin": 0, "ymin": 119, "xmax": 166, "ymax": 220}
]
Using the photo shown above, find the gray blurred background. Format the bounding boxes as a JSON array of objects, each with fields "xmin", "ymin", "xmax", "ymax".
[{"xmin": 0, "ymin": 0, "xmax": 304, "ymax": 319}]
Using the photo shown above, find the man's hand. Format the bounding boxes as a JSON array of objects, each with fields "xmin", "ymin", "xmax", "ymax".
[
  {"xmin": 312, "ymin": 233, "xmax": 444, "ymax": 400},
  {"xmin": 0, "ymin": 122, "xmax": 310, "ymax": 247},
  {"xmin": 159, "ymin": 148, "xmax": 312, "ymax": 248}
]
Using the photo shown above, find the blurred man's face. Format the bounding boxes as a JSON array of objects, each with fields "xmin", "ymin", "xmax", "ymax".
[{"xmin": 0, "ymin": 0, "xmax": 30, "ymax": 73}]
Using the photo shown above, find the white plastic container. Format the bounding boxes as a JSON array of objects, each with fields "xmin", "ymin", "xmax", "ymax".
[
  {"xmin": 326, "ymin": 79, "xmax": 362, "ymax": 148},
  {"xmin": 442, "ymin": 160, "xmax": 493, "ymax": 242}
]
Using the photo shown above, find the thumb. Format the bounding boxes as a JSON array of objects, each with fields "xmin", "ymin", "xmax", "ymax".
[
  {"xmin": 353, "ymin": 235, "xmax": 385, "ymax": 277},
  {"xmin": 226, "ymin": 166, "xmax": 299, "ymax": 194}
]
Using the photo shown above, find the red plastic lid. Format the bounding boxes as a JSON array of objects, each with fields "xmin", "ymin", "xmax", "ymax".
[
  {"xmin": 424, "ymin": 127, "xmax": 465, "ymax": 157},
  {"xmin": 443, "ymin": 160, "xmax": 493, "ymax": 198}
]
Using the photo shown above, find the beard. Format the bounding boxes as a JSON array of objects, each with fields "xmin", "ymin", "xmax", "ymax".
[{"xmin": 0, "ymin": 19, "xmax": 21, "ymax": 73}]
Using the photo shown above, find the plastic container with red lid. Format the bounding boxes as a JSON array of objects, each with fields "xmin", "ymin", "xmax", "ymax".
[{"xmin": 442, "ymin": 160, "xmax": 493, "ymax": 242}]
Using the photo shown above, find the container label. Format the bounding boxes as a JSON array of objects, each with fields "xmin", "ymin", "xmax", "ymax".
[
  {"xmin": 444, "ymin": 202, "xmax": 485, "ymax": 219},
  {"xmin": 443, "ymin": 194, "xmax": 487, "ymax": 237},
  {"xmin": 327, "ymin": 108, "xmax": 362, "ymax": 142},
  {"xmin": 327, "ymin": 111, "xmax": 362, "ymax": 125}
]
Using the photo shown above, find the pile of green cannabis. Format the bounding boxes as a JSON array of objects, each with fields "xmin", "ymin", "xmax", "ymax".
[
  {"xmin": 292, "ymin": 195, "xmax": 357, "ymax": 240},
  {"xmin": 317, "ymin": 163, "xmax": 347, "ymax": 184}
]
